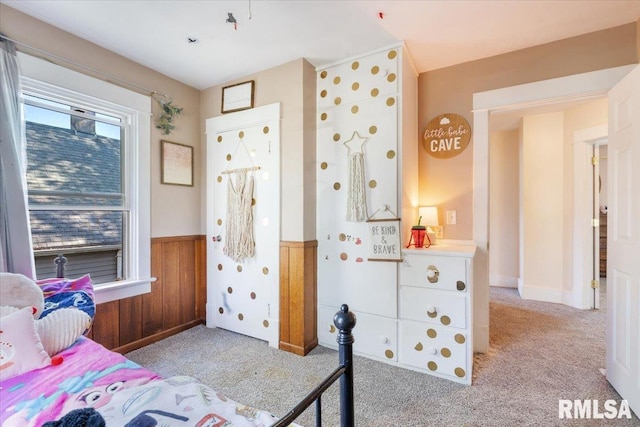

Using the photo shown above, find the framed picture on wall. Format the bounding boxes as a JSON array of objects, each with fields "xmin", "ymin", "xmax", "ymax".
[
  {"xmin": 367, "ymin": 218, "xmax": 402, "ymax": 262},
  {"xmin": 222, "ymin": 80, "xmax": 255, "ymax": 114},
  {"xmin": 161, "ymin": 140, "xmax": 193, "ymax": 186}
]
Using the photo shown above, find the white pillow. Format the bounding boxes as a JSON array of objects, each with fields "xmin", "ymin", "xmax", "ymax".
[
  {"xmin": 0, "ymin": 306, "xmax": 51, "ymax": 380},
  {"xmin": 36, "ymin": 308, "xmax": 91, "ymax": 356},
  {"xmin": 0, "ymin": 305, "xmax": 19, "ymax": 317}
]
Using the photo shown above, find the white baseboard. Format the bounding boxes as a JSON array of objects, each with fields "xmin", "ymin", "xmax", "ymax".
[
  {"xmin": 518, "ymin": 284, "xmax": 564, "ymax": 304},
  {"xmin": 490, "ymin": 274, "xmax": 518, "ymax": 288}
]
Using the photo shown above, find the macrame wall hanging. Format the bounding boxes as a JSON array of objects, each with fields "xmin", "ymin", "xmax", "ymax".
[
  {"xmin": 222, "ymin": 136, "xmax": 260, "ymax": 262},
  {"xmin": 344, "ymin": 131, "xmax": 368, "ymax": 222}
]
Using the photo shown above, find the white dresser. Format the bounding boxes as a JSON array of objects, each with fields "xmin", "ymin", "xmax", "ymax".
[{"xmin": 399, "ymin": 245, "xmax": 476, "ymax": 384}]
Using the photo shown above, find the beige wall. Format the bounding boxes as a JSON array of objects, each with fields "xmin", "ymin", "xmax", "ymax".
[
  {"xmin": 0, "ymin": 4, "xmax": 202, "ymax": 238},
  {"xmin": 200, "ymin": 58, "xmax": 316, "ymax": 242},
  {"xmin": 489, "ymin": 130, "xmax": 519, "ymax": 286},
  {"xmin": 418, "ymin": 23, "xmax": 638, "ymax": 240}
]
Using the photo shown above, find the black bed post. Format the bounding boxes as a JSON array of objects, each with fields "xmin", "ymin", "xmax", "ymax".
[{"xmin": 334, "ymin": 304, "xmax": 356, "ymax": 427}]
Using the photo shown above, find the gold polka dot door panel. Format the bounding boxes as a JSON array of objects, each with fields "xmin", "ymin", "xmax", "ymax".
[
  {"xmin": 206, "ymin": 104, "xmax": 280, "ymax": 346},
  {"xmin": 317, "ymin": 48, "xmax": 401, "ymax": 345},
  {"xmin": 317, "ymin": 100, "xmax": 398, "ymax": 319}
]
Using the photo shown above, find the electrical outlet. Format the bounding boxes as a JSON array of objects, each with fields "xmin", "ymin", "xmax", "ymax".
[{"xmin": 446, "ymin": 210, "xmax": 457, "ymax": 225}]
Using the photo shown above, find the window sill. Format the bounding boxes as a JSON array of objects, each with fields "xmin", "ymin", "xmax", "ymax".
[{"xmin": 94, "ymin": 277, "xmax": 156, "ymax": 304}]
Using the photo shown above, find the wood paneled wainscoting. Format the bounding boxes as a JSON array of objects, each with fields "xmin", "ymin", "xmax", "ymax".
[
  {"xmin": 279, "ymin": 240, "xmax": 318, "ymax": 356},
  {"xmin": 88, "ymin": 235, "xmax": 207, "ymax": 353}
]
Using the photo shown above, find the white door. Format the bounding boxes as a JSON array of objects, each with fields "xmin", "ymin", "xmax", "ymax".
[
  {"xmin": 606, "ymin": 65, "xmax": 639, "ymax": 417},
  {"xmin": 205, "ymin": 103, "xmax": 281, "ymax": 347}
]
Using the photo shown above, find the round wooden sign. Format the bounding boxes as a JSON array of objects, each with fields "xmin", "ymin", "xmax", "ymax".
[{"xmin": 422, "ymin": 114, "xmax": 471, "ymax": 159}]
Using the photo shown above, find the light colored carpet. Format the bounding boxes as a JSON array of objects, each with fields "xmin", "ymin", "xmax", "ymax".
[{"xmin": 126, "ymin": 286, "xmax": 639, "ymax": 426}]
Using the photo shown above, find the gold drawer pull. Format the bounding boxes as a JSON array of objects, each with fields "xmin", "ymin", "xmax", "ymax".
[{"xmin": 427, "ymin": 265, "xmax": 439, "ymax": 283}]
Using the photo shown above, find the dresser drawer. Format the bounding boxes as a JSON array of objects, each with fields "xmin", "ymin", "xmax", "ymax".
[
  {"xmin": 400, "ymin": 287, "xmax": 467, "ymax": 328},
  {"xmin": 399, "ymin": 320, "xmax": 470, "ymax": 384},
  {"xmin": 318, "ymin": 305, "xmax": 398, "ymax": 362},
  {"xmin": 401, "ymin": 253, "xmax": 468, "ymax": 292}
]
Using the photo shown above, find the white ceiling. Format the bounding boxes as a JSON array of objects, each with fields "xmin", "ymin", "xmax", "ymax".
[{"xmin": 4, "ymin": 0, "xmax": 640, "ymax": 91}]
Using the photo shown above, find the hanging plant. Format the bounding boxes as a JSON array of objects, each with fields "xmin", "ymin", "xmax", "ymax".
[{"xmin": 154, "ymin": 96, "xmax": 183, "ymax": 135}]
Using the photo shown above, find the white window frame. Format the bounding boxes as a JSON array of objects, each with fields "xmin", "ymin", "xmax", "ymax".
[{"xmin": 19, "ymin": 52, "xmax": 153, "ymax": 303}]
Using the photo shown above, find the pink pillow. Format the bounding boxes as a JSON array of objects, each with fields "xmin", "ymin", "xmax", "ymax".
[{"xmin": 0, "ymin": 306, "xmax": 51, "ymax": 381}]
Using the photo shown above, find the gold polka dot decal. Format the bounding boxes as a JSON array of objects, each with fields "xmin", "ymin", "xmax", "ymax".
[
  {"xmin": 441, "ymin": 315, "xmax": 451, "ymax": 326},
  {"xmin": 455, "ymin": 367, "xmax": 466, "ymax": 378},
  {"xmin": 263, "ymin": 320, "xmax": 269, "ymax": 327},
  {"xmin": 427, "ymin": 328, "xmax": 437, "ymax": 338},
  {"xmin": 371, "ymin": 88, "xmax": 379, "ymax": 97},
  {"xmin": 217, "ymin": 176, "xmax": 222, "ymax": 183},
  {"xmin": 226, "ymin": 154, "xmax": 232, "ymax": 161},
  {"xmin": 218, "ymin": 307, "xmax": 224, "ymax": 314},
  {"xmin": 227, "ymin": 286, "xmax": 233, "ymax": 294},
  {"xmin": 371, "ymin": 65, "xmax": 380, "ymax": 75},
  {"xmin": 320, "ymin": 70, "xmax": 327, "ymax": 79},
  {"xmin": 340, "ymin": 252, "xmax": 348, "ymax": 261},
  {"xmin": 329, "ymin": 325, "xmax": 336, "ymax": 333},
  {"xmin": 217, "ymin": 135, "xmax": 223, "ymax": 143},
  {"xmin": 427, "ymin": 310, "xmax": 437, "ymax": 319},
  {"xmin": 334, "ymin": 182, "xmax": 341, "ymax": 190},
  {"xmin": 351, "ymin": 61, "xmax": 359, "ymax": 70},
  {"xmin": 387, "ymin": 50, "xmax": 397, "ymax": 60},
  {"xmin": 320, "ymin": 89, "xmax": 327, "ymax": 98},
  {"xmin": 387, "ymin": 73, "xmax": 397, "ymax": 83},
  {"xmin": 250, "ymin": 291, "xmax": 256, "ymax": 299},
  {"xmin": 237, "ymin": 265, "xmax": 242, "ymax": 272},
  {"xmin": 262, "ymin": 267, "xmax": 269, "ymax": 275},
  {"xmin": 217, "ymin": 264, "xmax": 223, "ymax": 271},
  {"xmin": 351, "ymin": 106, "xmax": 359, "ymax": 114},
  {"xmin": 386, "ymin": 150, "xmax": 396, "ymax": 159},
  {"xmin": 457, "ymin": 281, "xmax": 466, "ymax": 291},
  {"xmin": 263, "ymin": 126, "xmax": 269, "ymax": 134},
  {"xmin": 454, "ymin": 334, "xmax": 466, "ymax": 344},
  {"xmin": 217, "ymin": 219, "xmax": 222, "ymax": 226},
  {"xmin": 339, "ymin": 233, "xmax": 346, "ymax": 241},
  {"xmin": 415, "ymin": 342, "xmax": 423, "ymax": 351},
  {"xmin": 427, "ymin": 361, "xmax": 438, "ymax": 371},
  {"xmin": 369, "ymin": 125, "xmax": 378, "ymax": 134},
  {"xmin": 239, "ymin": 131, "xmax": 245, "ymax": 138},
  {"xmin": 334, "ymin": 97, "xmax": 342, "ymax": 105},
  {"xmin": 320, "ymin": 162, "xmax": 328, "ymax": 170},
  {"xmin": 368, "ymin": 180, "xmax": 377, "ymax": 189},
  {"xmin": 441, "ymin": 348, "xmax": 452, "ymax": 358},
  {"xmin": 351, "ymin": 82, "xmax": 360, "ymax": 91},
  {"xmin": 386, "ymin": 97, "xmax": 395, "ymax": 107},
  {"xmin": 238, "ymin": 313, "xmax": 244, "ymax": 321},
  {"xmin": 251, "ymin": 198, "xmax": 256, "ymax": 206},
  {"xmin": 333, "ymin": 76, "xmax": 341, "ymax": 85},
  {"xmin": 385, "ymin": 350, "xmax": 394, "ymax": 359},
  {"xmin": 321, "ymin": 112, "xmax": 328, "ymax": 121},
  {"xmin": 333, "ymin": 133, "xmax": 341, "ymax": 142}
]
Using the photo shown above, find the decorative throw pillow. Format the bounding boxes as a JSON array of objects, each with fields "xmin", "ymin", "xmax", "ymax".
[
  {"xmin": 0, "ymin": 306, "xmax": 51, "ymax": 381},
  {"xmin": 0, "ymin": 272, "xmax": 44, "ymax": 319},
  {"xmin": 0, "ymin": 305, "xmax": 19, "ymax": 317},
  {"xmin": 36, "ymin": 274, "xmax": 95, "ymax": 334},
  {"xmin": 36, "ymin": 308, "xmax": 91, "ymax": 356}
]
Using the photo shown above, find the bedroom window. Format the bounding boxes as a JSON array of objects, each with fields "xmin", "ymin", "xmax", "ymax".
[{"xmin": 19, "ymin": 52, "xmax": 152, "ymax": 303}]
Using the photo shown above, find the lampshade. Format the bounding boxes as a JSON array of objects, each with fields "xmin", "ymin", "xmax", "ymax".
[{"xmin": 419, "ymin": 206, "xmax": 439, "ymax": 226}]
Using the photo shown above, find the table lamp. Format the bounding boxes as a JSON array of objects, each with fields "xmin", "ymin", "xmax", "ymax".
[{"xmin": 418, "ymin": 206, "xmax": 439, "ymax": 245}]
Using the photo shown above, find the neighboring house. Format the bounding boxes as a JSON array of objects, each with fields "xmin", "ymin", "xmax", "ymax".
[{"xmin": 25, "ymin": 121, "xmax": 123, "ymax": 283}]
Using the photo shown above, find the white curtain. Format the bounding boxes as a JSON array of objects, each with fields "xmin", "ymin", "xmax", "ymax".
[{"xmin": 0, "ymin": 35, "xmax": 35, "ymax": 278}]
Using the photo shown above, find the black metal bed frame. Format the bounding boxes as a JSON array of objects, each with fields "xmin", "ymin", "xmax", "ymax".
[{"xmin": 272, "ymin": 304, "xmax": 356, "ymax": 427}]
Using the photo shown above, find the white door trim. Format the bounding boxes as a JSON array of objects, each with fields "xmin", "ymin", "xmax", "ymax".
[
  {"xmin": 472, "ymin": 65, "xmax": 635, "ymax": 353},
  {"xmin": 572, "ymin": 126, "xmax": 607, "ymax": 309}
]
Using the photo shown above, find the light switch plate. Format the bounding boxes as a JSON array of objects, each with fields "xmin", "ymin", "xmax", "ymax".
[{"xmin": 446, "ymin": 210, "xmax": 457, "ymax": 225}]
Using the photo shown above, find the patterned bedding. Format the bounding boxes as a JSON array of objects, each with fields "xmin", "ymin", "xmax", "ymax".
[{"xmin": 0, "ymin": 337, "xmax": 294, "ymax": 426}]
